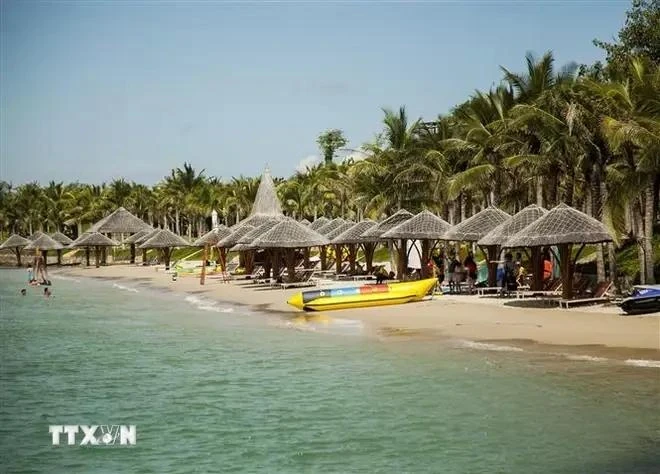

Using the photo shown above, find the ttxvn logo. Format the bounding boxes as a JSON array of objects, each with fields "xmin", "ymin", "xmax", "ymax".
[{"xmin": 49, "ymin": 425, "xmax": 136, "ymax": 446}]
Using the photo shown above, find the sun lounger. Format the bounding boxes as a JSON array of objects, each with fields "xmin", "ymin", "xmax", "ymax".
[
  {"xmin": 558, "ymin": 281, "xmax": 613, "ymax": 309},
  {"xmin": 516, "ymin": 279, "xmax": 562, "ymax": 299},
  {"xmin": 232, "ymin": 265, "xmax": 264, "ymax": 280},
  {"xmin": 280, "ymin": 269, "xmax": 318, "ymax": 289}
]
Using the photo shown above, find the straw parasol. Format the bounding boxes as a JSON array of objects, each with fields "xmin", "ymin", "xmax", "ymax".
[
  {"xmin": 50, "ymin": 231, "xmax": 73, "ymax": 246},
  {"xmin": 478, "ymin": 205, "xmax": 547, "ymax": 247},
  {"xmin": 124, "ymin": 228, "xmax": 153, "ymax": 244},
  {"xmin": 230, "ymin": 168, "xmax": 284, "ymax": 233},
  {"xmin": 233, "ymin": 217, "xmax": 287, "ymax": 277},
  {"xmin": 383, "ymin": 210, "xmax": 452, "ymax": 278},
  {"xmin": 442, "ymin": 206, "xmax": 511, "ymax": 286},
  {"xmin": 331, "ymin": 220, "xmax": 378, "ymax": 273},
  {"xmin": 443, "ymin": 206, "xmax": 511, "ymax": 242},
  {"xmin": 88, "ymin": 207, "xmax": 151, "ymax": 234},
  {"xmin": 251, "ymin": 218, "xmax": 329, "ymax": 282},
  {"xmin": 308, "ymin": 217, "xmax": 330, "ymax": 231},
  {"xmin": 360, "ymin": 209, "xmax": 414, "ymax": 240},
  {"xmin": 28, "ymin": 230, "xmax": 45, "ymax": 241},
  {"xmin": 475, "ymin": 205, "xmax": 548, "ymax": 289},
  {"xmin": 361, "ymin": 209, "xmax": 414, "ymax": 278},
  {"xmin": 300, "ymin": 218, "xmax": 311, "ymax": 226},
  {"xmin": 193, "ymin": 225, "xmax": 231, "ymax": 247},
  {"xmin": 324, "ymin": 221, "xmax": 356, "ymax": 274},
  {"xmin": 316, "ymin": 218, "xmax": 348, "ymax": 237},
  {"xmin": 236, "ymin": 218, "xmax": 283, "ymax": 246},
  {"xmin": 0, "ymin": 234, "xmax": 30, "ymax": 266},
  {"xmin": 24, "ymin": 234, "xmax": 64, "ymax": 251},
  {"xmin": 506, "ymin": 203, "xmax": 614, "ymax": 299},
  {"xmin": 70, "ymin": 232, "xmax": 118, "ymax": 267},
  {"xmin": 50, "ymin": 231, "xmax": 74, "ymax": 265},
  {"xmin": 139, "ymin": 229, "xmax": 189, "ymax": 270}
]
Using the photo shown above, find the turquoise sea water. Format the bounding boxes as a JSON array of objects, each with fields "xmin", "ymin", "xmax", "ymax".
[{"xmin": 0, "ymin": 269, "xmax": 658, "ymax": 473}]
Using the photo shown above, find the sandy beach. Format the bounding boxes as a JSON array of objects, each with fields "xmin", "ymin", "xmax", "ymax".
[{"xmin": 50, "ymin": 264, "xmax": 660, "ymax": 355}]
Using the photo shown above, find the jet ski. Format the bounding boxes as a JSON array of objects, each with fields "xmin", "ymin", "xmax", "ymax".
[{"xmin": 619, "ymin": 285, "xmax": 660, "ymax": 315}]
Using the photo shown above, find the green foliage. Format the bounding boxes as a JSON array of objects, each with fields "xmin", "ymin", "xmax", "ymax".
[{"xmin": 316, "ymin": 129, "xmax": 348, "ymax": 165}]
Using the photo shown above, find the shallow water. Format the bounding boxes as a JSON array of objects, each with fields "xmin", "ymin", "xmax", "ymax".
[{"xmin": 1, "ymin": 269, "xmax": 658, "ymax": 473}]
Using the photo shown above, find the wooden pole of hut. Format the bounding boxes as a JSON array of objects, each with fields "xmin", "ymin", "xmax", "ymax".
[
  {"xmin": 56, "ymin": 249, "xmax": 62, "ymax": 266},
  {"xmin": 559, "ymin": 243, "xmax": 573, "ymax": 300},
  {"xmin": 320, "ymin": 245, "xmax": 328, "ymax": 271},
  {"xmin": 130, "ymin": 244, "xmax": 136, "ymax": 264},
  {"xmin": 85, "ymin": 247, "xmax": 91, "ymax": 266},
  {"xmin": 142, "ymin": 248, "xmax": 148, "ymax": 266},
  {"xmin": 347, "ymin": 244, "xmax": 357, "ymax": 274},
  {"xmin": 363, "ymin": 243, "xmax": 376, "ymax": 273},
  {"xmin": 285, "ymin": 248, "xmax": 296, "ymax": 283},
  {"xmin": 95, "ymin": 246, "xmax": 101, "ymax": 268},
  {"xmin": 334, "ymin": 244, "xmax": 343, "ymax": 274}
]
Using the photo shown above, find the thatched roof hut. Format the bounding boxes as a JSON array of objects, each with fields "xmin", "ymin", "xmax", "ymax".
[
  {"xmin": 0, "ymin": 234, "xmax": 31, "ymax": 266},
  {"xmin": 316, "ymin": 218, "xmax": 348, "ymax": 237},
  {"xmin": 360, "ymin": 209, "xmax": 414, "ymax": 240},
  {"xmin": 330, "ymin": 220, "xmax": 378, "ymax": 273},
  {"xmin": 0, "ymin": 234, "xmax": 30, "ymax": 249},
  {"xmin": 382, "ymin": 210, "xmax": 451, "ymax": 240},
  {"xmin": 50, "ymin": 232, "xmax": 74, "ymax": 246},
  {"xmin": 134, "ymin": 228, "xmax": 160, "ymax": 245},
  {"xmin": 71, "ymin": 232, "xmax": 118, "ymax": 247},
  {"xmin": 252, "ymin": 219, "xmax": 329, "ymax": 281},
  {"xmin": 24, "ymin": 234, "xmax": 64, "ymax": 250},
  {"xmin": 308, "ymin": 217, "xmax": 330, "ymax": 231},
  {"xmin": 139, "ymin": 229, "xmax": 189, "ymax": 249},
  {"xmin": 138, "ymin": 229, "xmax": 189, "ymax": 270},
  {"xmin": 300, "ymin": 218, "xmax": 311, "ymax": 226},
  {"xmin": 217, "ymin": 224, "xmax": 255, "ymax": 248},
  {"xmin": 252, "ymin": 218, "xmax": 329, "ymax": 249},
  {"xmin": 478, "ymin": 205, "xmax": 547, "ymax": 247},
  {"xmin": 325, "ymin": 221, "xmax": 355, "ymax": 241},
  {"xmin": 231, "ymin": 168, "xmax": 284, "ymax": 233},
  {"xmin": 331, "ymin": 220, "xmax": 378, "ymax": 245},
  {"xmin": 507, "ymin": 203, "xmax": 614, "ymax": 299},
  {"xmin": 443, "ymin": 206, "xmax": 511, "ymax": 242},
  {"xmin": 28, "ymin": 231, "xmax": 45, "ymax": 241},
  {"xmin": 193, "ymin": 225, "xmax": 232, "ymax": 246},
  {"xmin": 124, "ymin": 228, "xmax": 153, "ymax": 244},
  {"xmin": 236, "ymin": 218, "xmax": 283, "ymax": 245},
  {"xmin": 89, "ymin": 207, "xmax": 150, "ymax": 234},
  {"xmin": 506, "ymin": 203, "xmax": 613, "ymax": 248}
]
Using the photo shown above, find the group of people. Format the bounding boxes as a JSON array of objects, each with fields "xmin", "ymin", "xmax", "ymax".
[
  {"xmin": 429, "ymin": 249, "xmax": 478, "ymax": 294},
  {"xmin": 21, "ymin": 258, "xmax": 53, "ymax": 297}
]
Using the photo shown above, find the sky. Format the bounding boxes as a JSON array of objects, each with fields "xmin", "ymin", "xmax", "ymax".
[{"xmin": 1, "ymin": 0, "xmax": 629, "ymax": 185}]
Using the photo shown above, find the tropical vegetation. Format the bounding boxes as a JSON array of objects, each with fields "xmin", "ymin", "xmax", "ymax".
[{"xmin": 1, "ymin": 1, "xmax": 658, "ymax": 283}]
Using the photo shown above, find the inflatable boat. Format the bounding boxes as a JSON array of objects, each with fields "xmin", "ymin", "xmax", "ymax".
[
  {"xmin": 287, "ymin": 278, "xmax": 437, "ymax": 312},
  {"xmin": 619, "ymin": 285, "xmax": 660, "ymax": 315}
]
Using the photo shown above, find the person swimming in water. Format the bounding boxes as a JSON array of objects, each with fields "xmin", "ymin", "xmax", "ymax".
[
  {"xmin": 20, "ymin": 288, "xmax": 27, "ymax": 296},
  {"xmin": 44, "ymin": 287, "xmax": 52, "ymax": 297}
]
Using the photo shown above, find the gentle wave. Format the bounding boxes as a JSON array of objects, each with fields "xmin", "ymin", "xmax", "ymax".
[
  {"xmin": 184, "ymin": 295, "xmax": 235, "ymax": 313},
  {"xmin": 456, "ymin": 340, "xmax": 524, "ymax": 352},
  {"xmin": 624, "ymin": 359, "xmax": 660, "ymax": 368},
  {"xmin": 112, "ymin": 283, "xmax": 139, "ymax": 293},
  {"xmin": 563, "ymin": 354, "xmax": 609, "ymax": 362},
  {"xmin": 51, "ymin": 274, "xmax": 81, "ymax": 283}
]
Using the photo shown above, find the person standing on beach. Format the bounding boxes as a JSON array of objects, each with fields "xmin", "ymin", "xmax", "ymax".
[
  {"xmin": 432, "ymin": 250, "xmax": 445, "ymax": 289},
  {"xmin": 27, "ymin": 265, "xmax": 33, "ymax": 283},
  {"xmin": 464, "ymin": 251, "xmax": 477, "ymax": 294}
]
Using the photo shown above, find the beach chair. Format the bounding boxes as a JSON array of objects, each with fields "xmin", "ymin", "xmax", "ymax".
[
  {"xmin": 558, "ymin": 281, "xmax": 613, "ymax": 309},
  {"xmin": 232, "ymin": 265, "xmax": 264, "ymax": 280},
  {"xmin": 280, "ymin": 269, "xmax": 318, "ymax": 289},
  {"xmin": 516, "ymin": 279, "xmax": 562, "ymax": 299}
]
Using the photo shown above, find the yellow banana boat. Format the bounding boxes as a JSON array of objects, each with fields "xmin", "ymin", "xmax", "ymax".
[{"xmin": 287, "ymin": 278, "xmax": 437, "ymax": 312}]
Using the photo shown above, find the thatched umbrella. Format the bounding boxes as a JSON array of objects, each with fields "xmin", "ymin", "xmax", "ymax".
[
  {"xmin": 383, "ymin": 210, "xmax": 451, "ymax": 278},
  {"xmin": 0, "ymin": 234, "xmax": 30, "ymax": 266},
  {"xmin": 361, "ymin": 209, "xmax": 414, "ymax": 279},
  {"xmin": 235, "ymin": 218, "xmax": 286, "ymax": 277},
  {"xmin": 315, "ymin": 218, "xmax": 348, "ymax": 271},
  {"xmin": 24, "ymin": 234, "xmax": 64, "ymax": 278},
  {"xmin": 28, "ymin": 230, "xmax": 45, "ymax": 241},
  {"xmin": 478, "ymin": 205, "xmax": 547, "ymax": 289},
  {"xmin": 230, "ymin": 168, "xmax": 284, "ymax": 232},
  {"xmin": 324, "ymin": 221, "xmax": 357, "ymax": 274},
  {"xmin": 251, "ymin": 218, "xmax": 329, "ymax": 282},
  {"xmin": 131, "ymin": 228, "xmax": 160, "ymax": 265},
  {"xmin": 70, "ymin": 232, "xmax": 118, "ymax": 268},
  {"xmin": 308, "ymin": 217, "xmax": 330, "ymax": 231},
  {"xmin": 331, "ymin": 220, "xmax": 378, "ymax": 273},
  {"xmin": 300, "ymin": 218, "xmax": 311, "ymax": 226},
  {"xmin": 88, "ymin": 207, "xmax": 151, "ymax": 264},
  {"xmin": 139, "ymin": 229, "xmax": 189, "ymax": 270},
  {"xmin": 443, "ymin": 206, "xmax": 511, "ymax": 286},
  {"xmin": 50, "ymin": 231, "xmax": 74, "ymax": 266},
  {"xmin": 506, "ymin": 203, "xmax": 613, "ymax": 299},
  {"xmin": 193, "ymin": 225, "xmax": 232, "ymax": 275}
]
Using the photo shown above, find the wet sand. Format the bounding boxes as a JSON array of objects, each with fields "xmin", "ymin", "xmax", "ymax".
[{"xmin": 51, "ymin": 264, "xmax": 660, "ymax": 356}]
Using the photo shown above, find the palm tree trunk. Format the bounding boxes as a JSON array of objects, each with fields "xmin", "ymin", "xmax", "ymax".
[
  {"xmin": 175, "ymin": 209, "xmax": 181, "ymax": 235},
  {"xmin": 536, "ymin": 176, "xmax": 543, "ymax": 207},
  {"xmin": 643, "ymin": 184, "xmax": 655, "ymax": 284},
  {"xmin": 633, "ymin": 199, "xmax": 646, "ymax": 283}
]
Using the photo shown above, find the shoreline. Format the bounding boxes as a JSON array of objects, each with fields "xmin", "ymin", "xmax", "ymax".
[{"xmin": 37, "ymin": 264, "xmax": 660, "ymax": 359}]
